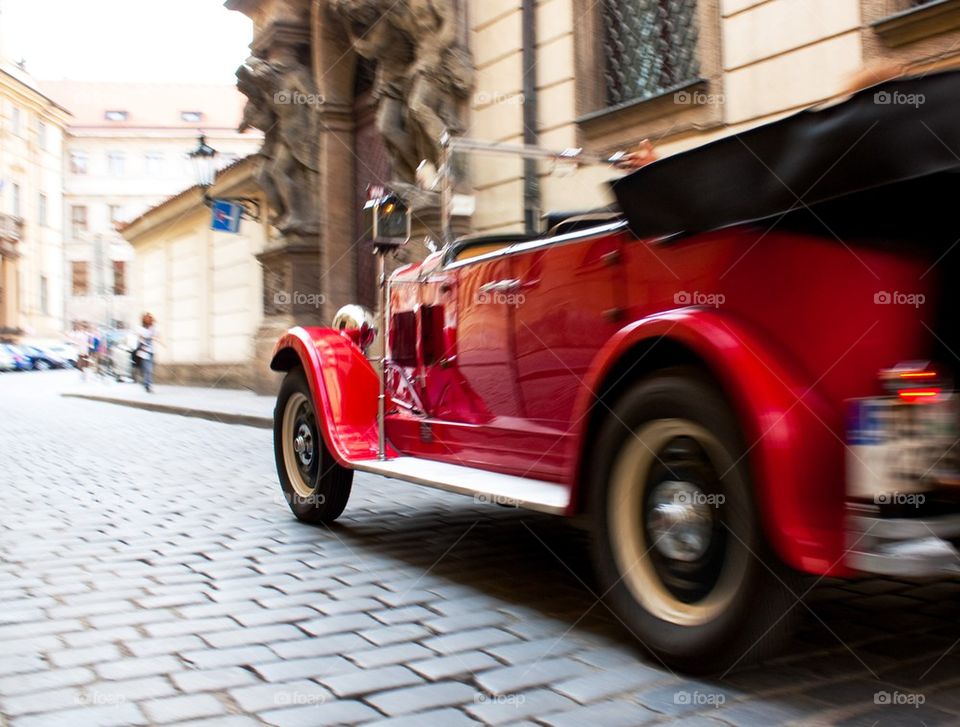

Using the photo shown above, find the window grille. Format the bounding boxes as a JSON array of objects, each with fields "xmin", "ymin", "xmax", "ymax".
[{"xmin": 601, "ymin": 0, "xmax": 700, "ymax": 107}]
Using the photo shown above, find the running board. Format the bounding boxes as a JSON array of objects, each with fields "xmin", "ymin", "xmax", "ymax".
[{"xmin": 351, "ymin": 457, "xmax": 571, "ymax": 515}]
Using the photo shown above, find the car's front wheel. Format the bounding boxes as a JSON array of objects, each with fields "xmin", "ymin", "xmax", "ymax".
[
  {"xmin": 274, "ymin": 368, "xmax": 353, "ymax": 523},
  {"xmin": 591, "ymin": 370, "xmax": 799, "ymax": 674}
]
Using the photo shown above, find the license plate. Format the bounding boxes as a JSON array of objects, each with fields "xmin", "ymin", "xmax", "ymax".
[
  {"xmin": 846, "ymin": 395, "xmax": 959, "ymax": 499},
  {"xmin": 846, "ymin": 398, "xmax": 888, "ymax": 446}
]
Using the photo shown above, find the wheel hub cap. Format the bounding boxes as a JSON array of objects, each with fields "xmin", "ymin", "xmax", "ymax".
[
  {"xmin": 294, "ymin": 423, "xmax": 314, "ymax": 467},
  {"xmin": 646, "ymin": 480, "xmax": 714, "ymax": 562}
]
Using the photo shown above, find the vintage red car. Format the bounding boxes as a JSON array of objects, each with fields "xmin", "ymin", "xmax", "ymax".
[{"xmin": 270, "ymin": 69, "xmax": 960, "ymax": 672}]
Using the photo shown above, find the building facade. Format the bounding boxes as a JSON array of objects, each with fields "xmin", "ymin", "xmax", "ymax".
[
  {"xmin": 122, "ymin": 158, "xmax": 271, "ymax": 389},
  {"xmin": 0, "ymin": 62, "xmax": 69, "ymax": 339},
  {"xmin": 215, "ymin": 0, "xmax": 960, "ymax": 392},
  {"xmin": 40, "ymin": 81, "xmax": 263, "ymax": 333},
  {"xmin": 468, "ymin": 0, "xmax": 960, "ymax": 228}
]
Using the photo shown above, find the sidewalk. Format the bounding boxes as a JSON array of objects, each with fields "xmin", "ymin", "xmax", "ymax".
[{"xmin": 61, "ymin": 375, "xmax": 274, "ymax": 429}]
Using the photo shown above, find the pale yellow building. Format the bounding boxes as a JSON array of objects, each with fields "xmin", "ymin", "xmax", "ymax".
[
  {"xmin": 224, "ymin": 0, "xmax": 960, "ymax": 322},
  {"xmin": 466, "ymin": 0, "xmax": 960, "ymax": 231},
  {"xmin": 121, "ymin": 157, "xmax": 271, "ymax": 389},
  {"xmin": 40, "ymin": 81, "xmax": 263, "ymax": 332},
  {"xmin": 0, "ymin": 61, "xmax": 69, "ymax": 338}
]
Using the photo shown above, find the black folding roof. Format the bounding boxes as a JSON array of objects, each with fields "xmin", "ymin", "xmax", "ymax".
[{"xmin": 611, "ymin": 69, "xmax": 960, "ymax": 240}]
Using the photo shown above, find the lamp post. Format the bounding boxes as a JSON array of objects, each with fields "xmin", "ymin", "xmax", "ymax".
[
  {"xmin": 188, "ymin": 133, "xmax": 261, "ymax": 222},
  {"xmin": 189, "ymin": 134, "xmax": 218, "ymax": 190}
]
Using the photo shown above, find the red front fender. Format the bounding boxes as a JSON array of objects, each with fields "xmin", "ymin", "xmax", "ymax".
[
  {"xmin": 271, "ymin": 327, "xmax": 392, "ymax": 464},
  {"xmin": 570, "ymin": 309, "xmax": 847, "ymax": 576}
]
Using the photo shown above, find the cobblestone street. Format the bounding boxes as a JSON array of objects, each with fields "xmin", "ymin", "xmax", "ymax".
[{"xmin": 3, "ymin": 371, "xmax": 960, "ymax": 726}]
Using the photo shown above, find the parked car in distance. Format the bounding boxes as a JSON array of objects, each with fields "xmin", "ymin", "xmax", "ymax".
[
  {"xmin": 108, "ymin": 331, "xmax": 139, "ymax": 382},
  {"xmin": 1, "ymin": 344, "xmax": 31, "ymax": 371},
  {"xmin": 0, "ymin": 346, "xmax": 17, "ymax": 372},
  {"xmin": 39, "ymin": 342, "xmax": 79, "ymax": 368},
  {"xmin": 15, "ymin": 344, "xmax": 61, "ymax": 370},
  {"xmin": 52, "ymin": 342, "xmax": 80, "ymax": 368}
]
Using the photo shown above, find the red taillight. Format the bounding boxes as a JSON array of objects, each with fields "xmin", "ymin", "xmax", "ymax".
[
  {"xmin": 881, "ymin": 362, "xmax": 943, "ymax": 400},
  {"xmin": 898, "ymin": 388, "xmax": 941, "ymax": 402}
]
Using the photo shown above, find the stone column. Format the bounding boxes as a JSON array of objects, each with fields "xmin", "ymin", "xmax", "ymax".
[
  {"xmin": 314, "ymin": 101, "xmax": 357, "ymax": 324},
  {"xmin": 252, "ymin": 233, "xmax": 327, "ymax": 394},
  {"xmin": 232, "ymin": 0, "xmax": 474, "ymax": 394},
  {"xmin": 229, "ymin": 4, "xmax": 332, "ymax": 395}
]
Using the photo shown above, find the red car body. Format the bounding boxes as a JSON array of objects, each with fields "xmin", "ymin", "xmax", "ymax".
[
  {"xmin": 273, "ymin": 221, "xmax": 935, "ymax": 577},
  {"xmin": 270, "ymin": 69, "xmax": 960, "ymax": 670}
]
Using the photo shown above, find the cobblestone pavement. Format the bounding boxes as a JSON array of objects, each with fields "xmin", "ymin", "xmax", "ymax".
[{"xmin": 3, "ymin": 371, "xmax": 960, "ymax": 726}]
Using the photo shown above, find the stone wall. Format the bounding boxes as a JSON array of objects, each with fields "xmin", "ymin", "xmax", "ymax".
[{"xmin": 155, "ymin": 361, "xmax": 261, "ymax": 392}]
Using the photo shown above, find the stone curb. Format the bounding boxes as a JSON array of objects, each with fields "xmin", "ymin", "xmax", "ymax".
[{"xmin": 61, "ymin": 393, "xmax": 272, "ymax": 430}]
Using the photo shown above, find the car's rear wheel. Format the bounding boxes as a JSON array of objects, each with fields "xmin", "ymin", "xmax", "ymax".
[
  {"xmin": 590, "ymin": 370, "xmax": 799, "ymax": 674},
  {"xmin": 274, "ymin": 367, "xmax": 353, "ymax": 523}
]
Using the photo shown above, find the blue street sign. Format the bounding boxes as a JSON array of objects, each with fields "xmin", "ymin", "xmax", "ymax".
[{"xmin": 211, "ymin": 200, "xmax": 242, "ymax": 233}]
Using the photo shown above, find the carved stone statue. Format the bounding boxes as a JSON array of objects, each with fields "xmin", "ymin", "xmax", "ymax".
[
  {"xmin": 333, "ymin": 0, "xmax": 418, "ymax": 183},
  {"xmin": 237, "ymin": 46, "xmax": 321, "ymax": 234},
  {"xmin": 332, "ymin": 0, "xmax": 473, "ymax": 185},
  {"xmin": 395, "ymin": 0, "xmax": 473, "ymax": 167}
]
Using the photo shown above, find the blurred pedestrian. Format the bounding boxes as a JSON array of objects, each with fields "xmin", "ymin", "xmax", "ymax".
[
  {"xmin": 136, "ymin": 313, "xmax": 158, "ymax": 393},
  {"xmin": 84, "ymin": 325, "xmax": 102, "ymax": 381},
  {"xmin": 93, "ymin": 328, "xmax": 109, "ymax": 379},
  {"xmin": 130, "ymin": 337, "xmax": 142, "ymax": 384},
  {"xmin": 72, "ymin": 323, "xmax": 91, "ymax": 380}
]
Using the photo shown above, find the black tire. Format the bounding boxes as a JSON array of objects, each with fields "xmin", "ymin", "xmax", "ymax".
[
  {"xmin": 590, "ymin": 369, "xmax": 800, "ymax": 674},
  {"xmin": 274, "ymin": 367, "xmax": 353, "ymax": 523}
]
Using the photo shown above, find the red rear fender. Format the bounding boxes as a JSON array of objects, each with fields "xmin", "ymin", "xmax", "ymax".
[{"xmin": 571, "ymin": 309, "xmax": 846, "ymax": 576}]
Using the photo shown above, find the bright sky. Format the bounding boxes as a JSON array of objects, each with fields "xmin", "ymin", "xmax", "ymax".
[{"xmin": 0, "ymin": 0, "xmax": 253, "ymax": 83}]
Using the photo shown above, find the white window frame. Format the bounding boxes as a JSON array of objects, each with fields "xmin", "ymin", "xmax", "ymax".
[{"xmin": 107, "ymin": 151, "xmax": 126, "ymax": 177}]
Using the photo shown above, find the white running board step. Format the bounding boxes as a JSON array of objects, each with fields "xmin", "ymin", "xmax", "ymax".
[{"xmin": 352, "ymin": 457, "xmax": 570, "ymax": 515}]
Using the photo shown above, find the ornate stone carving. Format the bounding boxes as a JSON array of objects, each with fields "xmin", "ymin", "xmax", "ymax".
[
  {"xmin": 331, "ymin": 0, "xmax": 473, "ymax": 185},
  {"xmin": 237, "ymin": 45, "xmax": 321, "ymax": 234}
]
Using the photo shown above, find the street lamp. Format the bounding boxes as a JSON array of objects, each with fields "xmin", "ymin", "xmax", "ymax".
[
  {"xmin": 189, "ymin": 133, "xmax": 261, "ymax": 222},
  {"xmin": 189, "ymin": 134, "xmax": 218, "ymax": 189}
]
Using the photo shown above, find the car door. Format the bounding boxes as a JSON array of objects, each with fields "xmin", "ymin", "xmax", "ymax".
[
  {"xmin": 509, "ymin": 231, "xmax": 627, "ymax": 478},
  {"xmin": 414, "ymin": 250, "xmax": 535, "ymax": 472}
]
